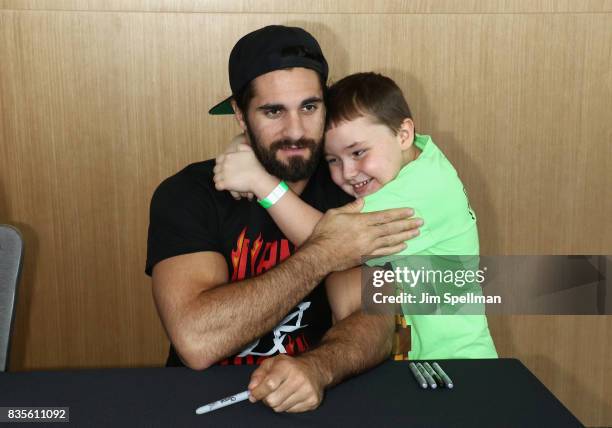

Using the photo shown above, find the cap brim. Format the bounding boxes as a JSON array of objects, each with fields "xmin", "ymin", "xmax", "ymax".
[{"xmin": 208, "ymin": 96, "xmax": 234, "ymax": 115}]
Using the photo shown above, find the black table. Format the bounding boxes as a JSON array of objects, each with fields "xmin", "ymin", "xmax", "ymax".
[{"xmin": 0, "ymin": 359, "xmax": 583, "ymax": 427}]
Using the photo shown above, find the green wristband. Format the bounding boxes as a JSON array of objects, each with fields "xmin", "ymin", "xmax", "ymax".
[{"xmin": 257, "ymin": 181, "xmax": 288, "ymax": 209}]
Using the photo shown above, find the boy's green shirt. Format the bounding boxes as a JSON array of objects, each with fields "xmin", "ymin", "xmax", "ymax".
[{"xmin": 362, "ymin": 134, "xmax": 498, "ymax": 359}]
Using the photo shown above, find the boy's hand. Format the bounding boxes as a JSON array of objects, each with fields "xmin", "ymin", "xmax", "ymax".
[
  {"xmin": 228, "ymin": 132, "xmax": 248, "ymax": 150},
  {"xmin": 214, "ymin": 138, "xmax": 276, "ymax": 200}
]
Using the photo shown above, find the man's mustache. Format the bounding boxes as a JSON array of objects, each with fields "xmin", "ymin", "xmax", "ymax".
[{"xmin": 270, "ymin": 138, "xmax": 318, "ymax": 152}]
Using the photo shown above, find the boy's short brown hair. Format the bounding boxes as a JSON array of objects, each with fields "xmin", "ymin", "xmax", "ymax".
[{"xmin": 326, "ymin": 72, "xmax": 413, "ymax": 134}]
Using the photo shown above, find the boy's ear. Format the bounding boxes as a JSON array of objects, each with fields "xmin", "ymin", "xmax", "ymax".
[
  {"xmin": 397, "ymin": 118, "xmax": 415, "ymax": 150},
  {"xmin": 231, "ymin": 99, "xmax": 248, "ymax": 133}
]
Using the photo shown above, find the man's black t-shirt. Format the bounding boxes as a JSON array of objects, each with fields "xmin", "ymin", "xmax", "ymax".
[{"xmin": 146, "ymin": 159, "xmax": 352, "ymax": 366}]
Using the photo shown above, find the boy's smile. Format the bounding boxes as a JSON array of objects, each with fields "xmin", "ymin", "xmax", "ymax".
[{"xmin": 324, "ymin": 116, "xmax": 416, "ymax": 197}]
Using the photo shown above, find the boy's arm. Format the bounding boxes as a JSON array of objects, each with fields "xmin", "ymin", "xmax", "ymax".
[
  {"xmin": 214, "ymin": 143, "xmax": 323, "ymax": 246},
  {"xmin": 261, "ymin": 183, "xmax": 322, "ymax": 247}
]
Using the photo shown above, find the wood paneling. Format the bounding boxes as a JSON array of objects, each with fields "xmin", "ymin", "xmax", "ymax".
[
  {"xmin": 1, "ymin": 0, "xmax": 612, "ymax": 13},
  {"xmin": 0, "ymin": 5, "xmax": 610, "ymax": 426}
]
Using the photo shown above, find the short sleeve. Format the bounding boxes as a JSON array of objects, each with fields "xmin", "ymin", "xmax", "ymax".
[
  {"xmin": 362, "ymin": 186, "xmax": 436, "ymax": 256},
  {"xmin": 145, "ymin": 167, "xmax": 221, "ymax": 276}
]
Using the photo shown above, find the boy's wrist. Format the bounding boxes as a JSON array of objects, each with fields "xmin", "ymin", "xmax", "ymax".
[{"xmin": 252, "ymin": 174, "xmax": 281, "ymax": 200}]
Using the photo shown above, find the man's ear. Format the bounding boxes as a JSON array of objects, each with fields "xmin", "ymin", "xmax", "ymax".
[
  {"xmin": 231, "ymin": 99, "xmax": 248, "ymax": 132},
  {"xmin": 397, "ymin": 118, "xmax": 415, "ymax": 150}
]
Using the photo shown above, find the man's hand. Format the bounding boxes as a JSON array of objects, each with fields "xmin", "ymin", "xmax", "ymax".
[
  {"xmin": 306, "ymin": 198, "xmax": 423, "ymax": 272},
  {"xmin": 248, "ymin": 354, "xmax": 328, "ymax": 413}
]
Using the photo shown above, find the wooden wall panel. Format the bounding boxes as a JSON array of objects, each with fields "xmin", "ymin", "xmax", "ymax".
[
  {"xmin": 0, "ymin": 5, "xmax": 610, "ymax": 426},
  {"xmin": 1, "ymin": 0, "xmax": 612, "ymax": 13},
  {"xmin": 314, "ymin": 13, "xmax": 612, "ymax": 255}
]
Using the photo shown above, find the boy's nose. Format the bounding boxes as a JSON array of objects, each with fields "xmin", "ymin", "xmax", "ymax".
[{"xmin": 342, "ymin": 162, "xmax": 358, "ymax": 181}]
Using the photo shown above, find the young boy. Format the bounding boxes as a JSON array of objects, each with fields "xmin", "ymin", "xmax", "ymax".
[{"xmin": 214, "ymin": 72, "xmax": 497, "ymax": 359}]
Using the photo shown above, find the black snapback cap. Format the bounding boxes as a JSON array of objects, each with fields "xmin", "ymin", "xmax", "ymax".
[{"xmin": 209, "ymin": 25, "xmax": 329, "ymax": 115}]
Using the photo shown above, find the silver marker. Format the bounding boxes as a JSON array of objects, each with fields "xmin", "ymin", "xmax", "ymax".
[
  {"xmin": 416, "ymin": 362, "xmax": 437, "ymax": 389},
  {"xmin": 195, "ymin": 390, "xmax": 250, "ymax": 415},
  {"xmin": 409, "ymin": 362, "xmax": 428, "ymax": 389},
  {"xmin": 432, "ymin": 362, "xmax": 454, "ymax": 389},
  {"xmin": 423, "ymin": 362, "xmax": 444, "ymax": 388}
]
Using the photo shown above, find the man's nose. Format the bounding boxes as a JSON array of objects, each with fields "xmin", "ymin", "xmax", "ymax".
[{"xmin": 282, "ymin": 112, "xmax": 305, "ymax": 141}]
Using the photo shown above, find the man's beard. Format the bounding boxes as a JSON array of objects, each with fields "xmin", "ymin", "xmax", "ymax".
[{"xmin": 246, "ymin": 124, "xmax": 322, "ymax": 182}]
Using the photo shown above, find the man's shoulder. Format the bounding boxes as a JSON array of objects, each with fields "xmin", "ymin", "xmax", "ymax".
[
  {"xmin": 148, "ymin": 159, "xmax": 238, "ymax": 220},
  {"xmin": 153, "ymin": 159, "xmax": 216, "ymax": 199},
  {"xmin": 162, "ymin": 159, "xmax": 215, "ymax": 186}
]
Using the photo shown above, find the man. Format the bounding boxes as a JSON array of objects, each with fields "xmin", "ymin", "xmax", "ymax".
[{"xmin": 146, "ymin": 25, "xmax": 421, "ymax": 413}]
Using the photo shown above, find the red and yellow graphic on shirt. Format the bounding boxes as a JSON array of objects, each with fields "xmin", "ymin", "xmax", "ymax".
[
  {"xmin": 221, "ymin": 227, "xmax": 309, "ymax": 366},
  {"xmin": 230, "ymin": 227, "xmax": 292, "ymax": 281}
]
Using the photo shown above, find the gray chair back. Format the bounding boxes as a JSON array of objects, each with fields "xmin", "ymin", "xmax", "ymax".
[{"xmin": 0, "ymin": 225, "xmax": 23, "ymax": 372}]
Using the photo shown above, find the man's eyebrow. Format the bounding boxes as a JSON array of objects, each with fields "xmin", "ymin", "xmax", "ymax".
[
  {"xmin": 256, "ymin": 103, "xmax": 285, "ymax": 111},
  {"xmin": 256, "ymin": 97, "xmax": 322, "ymax": 111},
  {"xmin": 301, "ymin": 97, "xmax": 323, "ymax": 105}
]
